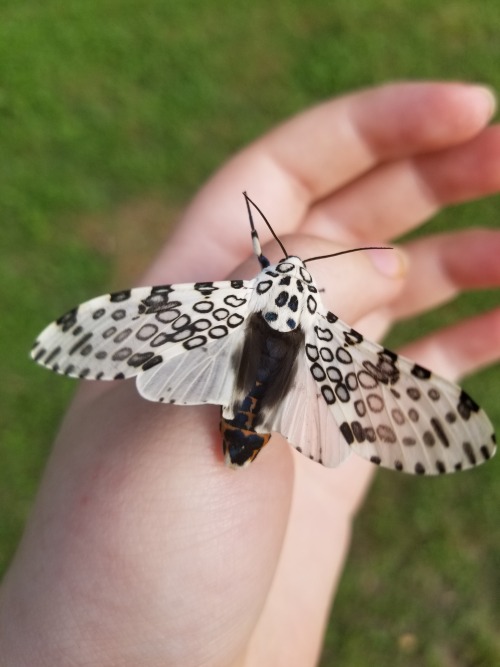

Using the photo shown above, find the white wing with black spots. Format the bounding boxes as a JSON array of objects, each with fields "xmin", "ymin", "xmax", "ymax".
[
  {"xmin": 262, "ymin": 350, "xmax": 353, "ymax": 467},
  {"xmin": 302, "ymin": 307, "xmax": 497, "ymax": 475},
  {"xmin": 31, "ymin": 281, "xmax": 253, "ymax": 390},
  {"xmin": 137, "ymin": 327, "xmax": 246, "ymax": 410}
]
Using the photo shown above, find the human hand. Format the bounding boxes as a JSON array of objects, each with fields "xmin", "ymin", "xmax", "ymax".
[{"xmin": 1, "ymin": 82, "xmax": 499, "ymax": 667}]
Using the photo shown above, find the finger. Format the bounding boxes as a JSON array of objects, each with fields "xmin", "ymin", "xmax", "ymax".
[
  {"xmin": 148, "ymin": 82, "xmax": 495, "ymax": 281},
  {"xmin": 398, "ymin": 308, "xmax": 500, "ymax": 381},
  {"xmin": 306, "ymin": 126, "xmax": 500, "ymax": 242},
  {"xmin": 390, "ymin": 228, "xmax": 500, "ymax": 320},
  {"xmin": 229, "ymin": 234, "xmax": 408, "ymax": 324}
]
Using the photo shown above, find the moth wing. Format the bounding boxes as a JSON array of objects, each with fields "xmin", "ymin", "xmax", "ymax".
[
  {"xmin": 136, "ymin": 326, "xmax": 247, "ymax": 408},
  {"xmin": 31, "ymin": 281, "xmax": 253, "ymax": 402},
  {"xmin": 299, "ymin": 309, "xmax": 496, "ymax": 475},
  {"xmin": 263, "ymin": 350, "xmax": 353, "ymax": 467}
]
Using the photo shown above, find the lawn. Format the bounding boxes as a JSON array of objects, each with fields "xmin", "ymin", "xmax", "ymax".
[{"xmin": 1, "ymin": 1, "xmax": 499, "ymax": 664}]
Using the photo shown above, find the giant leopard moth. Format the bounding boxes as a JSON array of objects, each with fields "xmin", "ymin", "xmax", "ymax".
[{"xmin": 32, "ymin": 193, "xmax": 496, "ymax": 473}]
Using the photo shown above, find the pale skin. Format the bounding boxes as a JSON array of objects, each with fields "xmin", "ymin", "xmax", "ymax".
[{"xmin": 1, "ymin": 82, "xmax": 500, "ymax": 667}]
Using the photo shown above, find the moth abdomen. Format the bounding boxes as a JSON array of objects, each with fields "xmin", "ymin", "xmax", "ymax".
[
  {"xmin": 235, "ymin": 313, "xmax": 304, "ymax": 413},
  {"xmin": 223, "ymin": 313, "xmax": 305, "ymax": 467}
]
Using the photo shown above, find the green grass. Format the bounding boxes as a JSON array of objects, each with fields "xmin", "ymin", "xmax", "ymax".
[{"xmin": 1, "ymin": 1, "xmax": 499, "ymax": 664}]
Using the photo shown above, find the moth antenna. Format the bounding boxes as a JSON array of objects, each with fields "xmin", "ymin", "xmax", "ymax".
[
  {"xmin": 244, "ymin": 192, "xmax": 269, "ymax": 268},
  {"xmin": 303, "ymin": 246, "xmax": 393, "ymax": 264},
  {"xmin": 243, "ymin": 192, "xmax": 288, "ymax": 268}
]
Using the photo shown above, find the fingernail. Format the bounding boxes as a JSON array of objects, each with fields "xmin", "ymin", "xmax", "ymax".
[
  {"xmin": 472, "ymin": 85, "xmax": 497, "ymax": 119},
  {"xmin": 367, "ymin": 246, "xmax": 408, "ymax": 278}
]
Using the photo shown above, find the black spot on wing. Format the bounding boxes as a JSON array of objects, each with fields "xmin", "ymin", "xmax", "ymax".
[
  {"xmin": 407, "ymin": 387, "xmax": 421, "ymax": 401},
  {"xmin": 69, "ymin": 332, "xmax": 93, "ymax": 355},
  {"xmin": 351, "ymin": 421, "xmax": 365, "ymax": 443},
  {"xmin": 110, "ymin": 289, "xmax": 131, "ymax": 302},
  {"xmin": 382, "ymin": 347, "xmax": 398, "ymax": 362},
  {"xmin": 112, "ymin": 347, "xmax": 132, "ymax": 361},
  {"xmin": 423, "ymin": 431, "xmax": 435, "ymax": 447},
  {"xmin": 363, "ymin": 350, "xmax": 399, "ymax": 385},
  {"xmin": 463, "ymin": 441, "xmax": 476, "ymax": 465},
  {"xmin": 339, "ymin": 422, "xmax": 354, "ymax": 445},
  {"xmin": 44, "ymin": 346, "xmax": 62, "ymax": 364},
  {"xmin": 56, "ymin": 306, "xmax": 78, "ymax": 332},
  {"xmin": 376, "ymin": 424, "xmax": 396, "ymax": 443},
  {"xmin": 142, "ymin": 355, "xmax": 164, "ymax": 371},
  {"xmin": 431, "ymin": 417, "xmax": 449, "ymax": 447},
  {"xmin": 480, "ymin": 445, "xmax": 491, "ymax": 460},
  {"xmin": 344, "ymin": 328, "xmax": 364, "ymax": 346},
  {"xmin": 194, "ymin": 282, "xmax": 218, "ymax": 296},
  {"xmin": 128, "ymin": 352, "xmax": 155, "ymax": 368},
  {"xmin": 457, "ymin": 389, "xmax": 480, "ymax": 420},
  {"xmin": 411, "ymin": 363, "xmax": 431, "ymax": 380},
  {"xmin": 33, "ymin": 346, "xmax": 46, "ymax": 362},
  {"xmin": 257, "ymin": 280, "xmax": 272, "ymax": 294}
]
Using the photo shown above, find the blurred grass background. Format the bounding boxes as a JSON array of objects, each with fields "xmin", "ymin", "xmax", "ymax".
[{"xmin": 1, "ymin": 1, "xmax": 499, "ymax": 664}]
